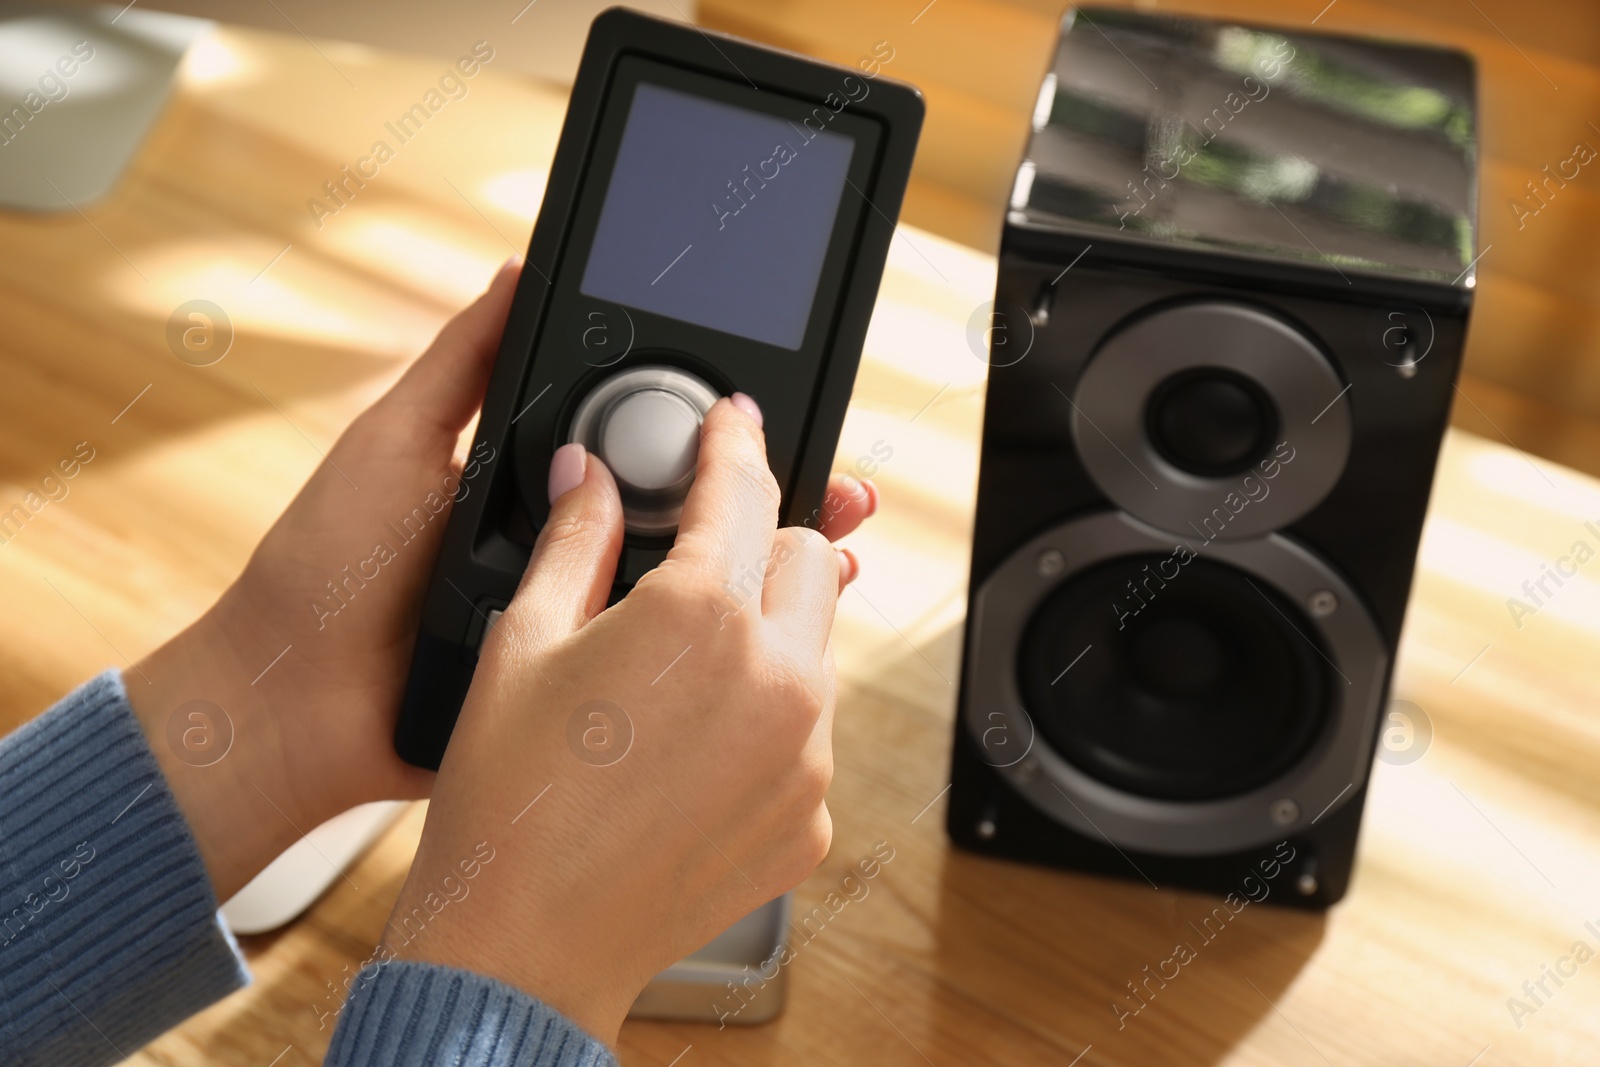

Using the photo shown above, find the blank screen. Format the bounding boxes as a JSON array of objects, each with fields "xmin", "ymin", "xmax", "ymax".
[{"xmin": 579, "ymin": 81, "xmax": 857, "ymax": 351}]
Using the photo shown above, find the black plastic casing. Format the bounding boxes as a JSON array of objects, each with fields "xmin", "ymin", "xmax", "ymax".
[
  {"xmin": 395, "ymin": 8, "xmax": 923, "ymax": 769},
  {"xmin": 947, "ymin": 238, "xmax": 1470, "ymax": 909}
]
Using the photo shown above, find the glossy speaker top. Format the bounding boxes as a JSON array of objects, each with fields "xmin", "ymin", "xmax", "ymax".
[{"xmin": 1012, "ymin": 8, "xmax": 1478, "ymax": 287}]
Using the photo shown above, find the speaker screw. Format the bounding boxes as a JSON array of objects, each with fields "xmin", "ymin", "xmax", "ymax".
[
  {"xmin": 1297, "ymin": 872, "xmax": 1319, "ymax": 896},
  {"xmin": 1270, "ymin": 798, "xmax": 1299, "ymax": 825},
  {"xmin": 1308, "ymin": 590, "xmax": 1338, "ymax": 617},
  {"xmin": 1037, "ymin": 549, "xmax": 1065, "ymax": 577},
  {"xmin": 976, "ymin": 818, "xmax": 997, "ymax": 840}
]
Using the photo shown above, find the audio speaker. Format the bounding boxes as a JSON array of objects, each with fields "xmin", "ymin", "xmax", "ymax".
[{"xmin": 948, "ymin": 8, "xmax": 1477, "ymax": 908}]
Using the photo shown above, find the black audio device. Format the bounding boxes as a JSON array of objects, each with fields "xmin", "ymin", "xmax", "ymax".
[
  {"xmin": 950, "ymin": 8, "xmax": 1476, "ymax": 908},
  {"xmin": 395, "ymin": 8, "xmax": 923, "ymax": 768}
]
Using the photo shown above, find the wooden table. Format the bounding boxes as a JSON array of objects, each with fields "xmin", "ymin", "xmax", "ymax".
[{"xmin": 2, "ymin": 23, "xmax": 1598, "ymax": 1067}]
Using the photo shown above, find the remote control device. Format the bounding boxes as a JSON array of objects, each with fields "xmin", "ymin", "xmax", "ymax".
[{"xmin": 396, "ymin": 8, "xmax": 923, "ymax": 768}]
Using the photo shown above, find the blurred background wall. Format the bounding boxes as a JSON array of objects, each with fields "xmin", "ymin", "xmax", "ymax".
[
  {"xmin": 694, "ymin": 0, "xmax": 1600, "ymax": 481},
  {"xmin": 37, "ymin": 0, "xmax": 1600, "ymax": 479}
]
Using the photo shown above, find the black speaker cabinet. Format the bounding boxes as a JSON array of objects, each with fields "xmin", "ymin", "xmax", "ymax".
[{"xmin": 949, "ymin": 9, "xmax": 1477, "ymax": 908}]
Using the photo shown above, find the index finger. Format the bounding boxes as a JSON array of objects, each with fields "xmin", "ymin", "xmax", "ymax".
[{"xmin": 668, "ymin": 396, "xmax": 780, "ymax": 589}]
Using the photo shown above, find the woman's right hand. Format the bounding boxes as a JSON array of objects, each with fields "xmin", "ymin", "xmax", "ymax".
[{"xmin": 383, "ymin": 395, "xmax": 845, "ymax": 1044}]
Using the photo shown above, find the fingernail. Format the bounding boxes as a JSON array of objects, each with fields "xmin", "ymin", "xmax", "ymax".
[
  {"xmin": 548, "ymin": 442, "xmax": 586, "ymax": 504},
  {"xmin": 730, "ymin": 392, "xmax": 763, "ymax": 429},
  {"xmin": 838, "ymin": 548, "xmax": 859, "ymax": 585},
  {"xmin": 501, "ymin": 254, "xmax": 523, "ymax": 272},
  {"xmin": 862, "ymin": 479, "xmax": 879, "ymax": 517}
]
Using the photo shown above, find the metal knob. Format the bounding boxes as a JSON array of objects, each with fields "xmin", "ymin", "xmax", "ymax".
[{"xmin": 567, "ymin": 365, "xmax": 719, "ymax": 535}]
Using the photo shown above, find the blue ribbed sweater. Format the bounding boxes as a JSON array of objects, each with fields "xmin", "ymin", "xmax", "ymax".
[{"xmin": 0, "ymin": 671, "xmax": 616, "ymax": 1067}]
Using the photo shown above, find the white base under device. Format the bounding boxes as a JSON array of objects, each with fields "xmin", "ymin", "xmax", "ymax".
[{"xmin": 222, "ymin": 800, "xmax": 790, "ymax": 1025}]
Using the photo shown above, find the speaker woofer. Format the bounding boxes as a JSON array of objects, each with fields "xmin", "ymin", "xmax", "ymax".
[
  {"xmin": 962, "ymin": 510, "xmax": 1386, "ymax": 856},
  {"xmin": 1018, "ymin": 554, "xmax": 1328, "ymax": 802}
]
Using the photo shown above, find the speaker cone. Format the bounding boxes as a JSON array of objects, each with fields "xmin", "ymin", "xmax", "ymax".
[
  {"xmin": 1018, "ymin": 554, "xmax": 1328, "ymax": 801},
  {"xmin": 1145, "ymin": 367, "xmax": 1279, "ymax": 478}
]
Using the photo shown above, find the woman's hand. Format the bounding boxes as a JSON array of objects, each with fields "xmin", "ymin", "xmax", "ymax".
[
  {"xmin": 122, "ymin": 259, "xmax": 875, "ymax": 902},
  {"xmin": 383, "ymin": 394, "xmax": 844, "ymax": 1045}
]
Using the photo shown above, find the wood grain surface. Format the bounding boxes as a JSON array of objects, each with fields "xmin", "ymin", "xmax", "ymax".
[{"xmin": 0, "ymin": 15, "xmax": 1597, "ymax": 1067}]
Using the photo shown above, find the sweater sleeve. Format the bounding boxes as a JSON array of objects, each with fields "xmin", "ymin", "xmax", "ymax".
[
  {"xmin": 0, "ymin": 670, "xmax": 250, "ymax": 1066},
  {"xmin": 325, "ymin": 961, "xmax": 618, "ymax": 1067}
]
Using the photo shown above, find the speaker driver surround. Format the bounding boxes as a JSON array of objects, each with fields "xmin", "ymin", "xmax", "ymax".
[
  {"xmin": 963, "ymin": 510, "xmax": 1386, "ymax": 857},
  {"xmin": 1071, "ymin": 302, "xmax": 1352, "ymax": 539}
]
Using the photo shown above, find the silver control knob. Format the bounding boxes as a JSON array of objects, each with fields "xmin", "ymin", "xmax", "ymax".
[
  {"xmin": 600, "ymin": 389, "xmax": 700, "ymax": 491},
  {"xmin": 567, "ymin": 365, "xmax": 720, "ymax": 535}
]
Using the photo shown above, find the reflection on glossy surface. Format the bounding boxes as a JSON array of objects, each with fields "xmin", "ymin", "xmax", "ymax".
[{"xmin": 1015, "ymin": 8, "xmax": 1477, "ymax": 285}]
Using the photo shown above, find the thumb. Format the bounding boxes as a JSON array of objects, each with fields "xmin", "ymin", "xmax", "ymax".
[{"xmin": 495, "ymin": 443, "xmax": 624, "ymax": 658}]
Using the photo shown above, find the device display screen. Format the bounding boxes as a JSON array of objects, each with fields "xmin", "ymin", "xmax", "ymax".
[{"xmin": 579, "ymin": 81, "xmax": 857, "ymax": 351}]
